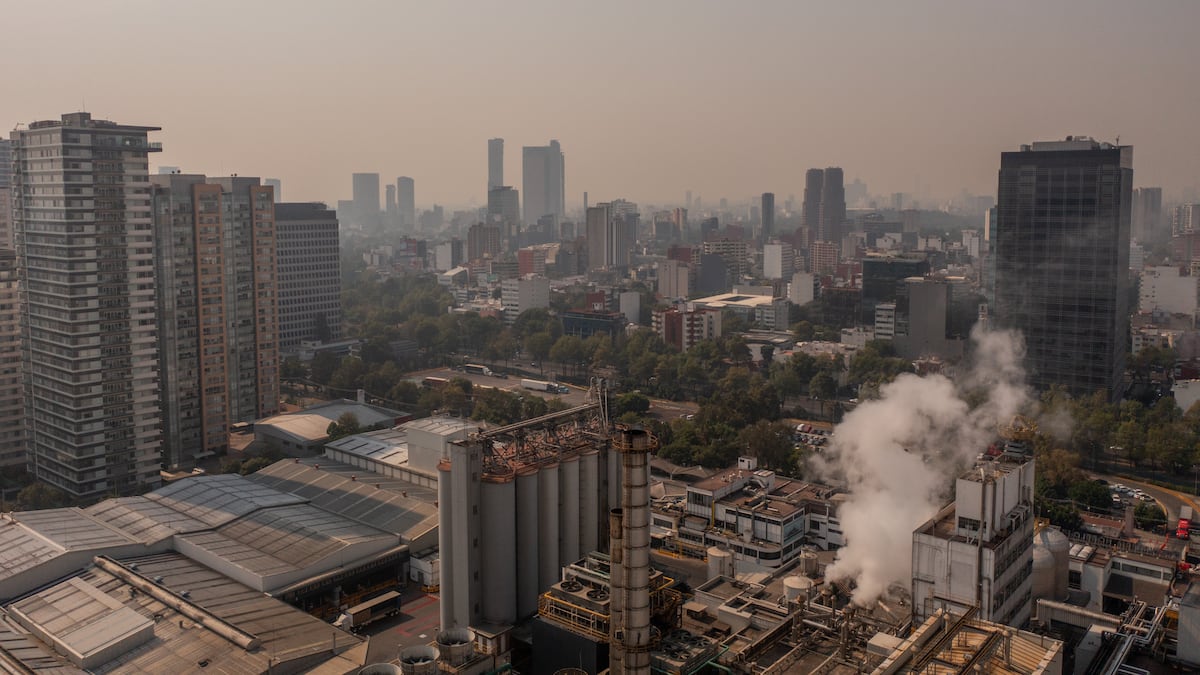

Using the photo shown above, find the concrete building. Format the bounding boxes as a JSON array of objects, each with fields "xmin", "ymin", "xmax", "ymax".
[
  {"xmin": 653, "ymin": 307, "xmax": 721, "ymax": 351},
  {"xmin": 488, "ymin": 137, "xmax": 503, "ymax": 190},
  {"xmin": 487, "ymin": 185, "xmax": 520, "ymax": 235},
  {"xmin": 467, "ymin": 222, "xmax": 501, "ymax": 261},
  {"xmin": 517, "ymin": 246, "xmax": 547, "ymax": 276},
  {"xmin": 763, "ymin": 242, "xmax": 794, "ymax": 280},
  {"xmin": 789, "ymin": 271, "xmax": 818, "ymax": 306},
  {"xmin": 275, "ymin": 202, "xmax": 342, "ymax": 354},
  {"xmin": 501, "ymin": 275, "xmax": 550, "ymax": 324},
  {"xmin": 993, "ymin": 137, "xmax": 1132, "ymax": 399},
  {"xmin": 435, "ymin": 238, "xmax": 464, "ymax": 272},
  {"xmin": 151, "ymin": 174, "xmax": 280, "ymax": 469},
  {"xmin": 802, "ymin": 168, "xmax": 846, "ymax": 245},
  {"xmin": 1131, "ymin": 186, "xmax": 1163, "ymax": 243},
  {"xmin": 397, "ymin": 176, "xmax": 415, "ymax": 229},
  {"xmin": 351, "ymin": 172, "xmax": 380, "ymax": 228},
  {"xmin": 760, "ymin": 192, "xmax": 774, "ymax": 241},
  {"xmin": 892, "ymin": 276, "xmax": 966, "ymax": 360},
  {"xmin": 911, "ymin": 445, "xmax": 1036, "ymax": 626},
  {"xmin": 253, "ymin": 398, "xmax": 407, "ymax": 454},
  {"xmin": 701, "ymin": 238, "xmax": 749, "ymax": 280},
  {"xmin": 522, "ymin": 140, "xmax": 565, "ymax": 226},
  {"xmin": 263, "ymin": 177, "xmax": 281, "ymax": 203},
  {"xmin": 657, "ymin": 259, "xmax": 690, "ymax": 300},
  {"xmin": 0, "ymin": 139, "xmax": 11, "ymax": 250},
  {"xmin": 0, "ymin": 251, "xmax": 24, "ymax": 468},
  {"xmin": 586, "ymin": 202, "xmax": 631, "ymax": 271},
  {"xmin": 874, "ymin": 302, "xmax": 897, "ymax": 340},
  {"xmin": 11, "ymin": 113, "xmax": 163, "ymax": 497},
  {"xmin": 1138, "ymin": 265, "xmax": 1197, "ymax": 317},
  {"xmin": 691, "ymin": 291, "xmax": 791, "ymax": 331},
  {"xmin": 809, "ymin": 240, "xmax": 839, "ymax": 276}
]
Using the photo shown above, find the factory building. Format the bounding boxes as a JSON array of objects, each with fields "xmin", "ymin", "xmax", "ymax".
[
  {"xmin": 911, "ymin": 441, "xmax": 1036, "ymax": 627},
  {"xmin": 651, "ymin": 457, "xmax": 847, "ymax": 569},
  {"xmin": 438, "ymin": 400, "xmax": 616, "ymax": 631}
]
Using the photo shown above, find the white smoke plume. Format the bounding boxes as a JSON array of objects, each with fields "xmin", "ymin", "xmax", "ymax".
[{"xmin": 813, "ymin": 325, "xmax": 1028, "ymax": 605}]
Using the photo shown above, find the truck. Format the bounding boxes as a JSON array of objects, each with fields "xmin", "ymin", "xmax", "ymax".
[
  {"xmin": 333, "ymin": 590, "xmax": 402, "ymax": 632},
  {"xmin": 1179, "ymin": 506, "xmax": 1194, "ymax": 539},
  {"xmin": 463, "ymin": 364, "xmax": 493, "ymax": 376},
  {"xmin": 521, "ymin": 378, "xmax": 569, "ymax": 394}
]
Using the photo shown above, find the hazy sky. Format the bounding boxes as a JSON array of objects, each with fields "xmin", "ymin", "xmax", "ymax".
[{"xmin": 4, "ymin": 1, "xmax": 1199, "ymax": 210}]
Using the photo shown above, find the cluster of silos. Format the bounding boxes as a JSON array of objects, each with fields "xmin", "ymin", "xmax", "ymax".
[
  {"xmin": 474, "ymin": 444, "xmax": 605, "ymax": 626},
  {"xmin": 1031, "ymin": 527, "xmax": 1071, "ymax": 603},
  {"xmin": 609, "ymin": 428, "xmax": 656, "ymax": 675}
]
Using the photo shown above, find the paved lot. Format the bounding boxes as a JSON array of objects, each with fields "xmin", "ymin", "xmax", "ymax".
[
  {"xmin": 362, "ymin": 588, "xmax": 441, "ymax": 663},
  {"xmin": 1094, "ymin": 471, "xmax": 1200, "ymax": 531}
]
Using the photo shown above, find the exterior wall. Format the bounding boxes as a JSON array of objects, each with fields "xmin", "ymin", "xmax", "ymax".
[
  {"xmin": 12, "ymin": 114, "xmax": 163, "ymax": 496},
  {"xmin": 763, "ymin": 243, "xmax": 793, "ymax": 280},
  {"xmin": 1139, "ymin": 266, "xmax": 1197, "ymax": 316},
  {"xmin": 276, "ymin": 203, "xmax": 341, "ymax": 354},
  {"xmin": 0, "ymin": 253, "xmax": 26, "ymax": 467}
]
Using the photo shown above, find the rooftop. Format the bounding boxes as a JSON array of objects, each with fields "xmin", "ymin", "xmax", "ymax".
[
  {"xmin": 691, "ymin": 292, "xmax": 780, "ymax": 309},
  {"xmin": 254, "ymin": 399, "xmax": 404, "ymax": 444}
]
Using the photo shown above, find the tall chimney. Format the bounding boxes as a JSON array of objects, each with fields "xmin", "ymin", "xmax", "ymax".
[
  {"xmin": 609, "ymin": 508, "xmax": 625, "ymax": 674},
  {"xmin": 608, "ymin": 428, "xmax": 655, "ymax": 675}
]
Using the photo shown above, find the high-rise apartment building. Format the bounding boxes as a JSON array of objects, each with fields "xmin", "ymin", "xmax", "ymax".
[
  {"xmin": 467, "ymin": 223, "xmax": 502, "ymax": 261},
  {"xmin": 397, "ymin": 176, "xmax": 415, "ymax": 229},
  {"xmin": 11, "ymin": 112, "xmax": 163, "ymax": 496},
  {"xmin": 657, "ymin": 259, "xmax": 690, "ymax": 299},
  {"xmin": 522, "ymin": 140, "xmax": 565, "ymax": 226},
  {"xmin": 802, "ymin": 168, "xmax": 846, "ymax": 245},
  {"xmin": 263, "ymin": 178, "xmax": 282, "ymax": 203},
  {"xmin": 351, "ymin": 173, "xmax": 380, "ymax": 228},
  {"xmin": 586, "ymin": 203, "xmax": 631, "ymax": 271},
  {"xmin": 151, "ymin": 174, "xmax": 279, "ymax": 469},
  {"xmin": 488, "ymin": 138, "xmax": 504, "ymax": 190},
  {"xmin": 0, "ymin": 139, "xmax": 12, "ymax": 250},
  {"xmin": 488, "ymin": 186, "xmax": 520, "ymax": 232},
  {"xmin": 0, "ymin": 251, "xmax": 25, "ymax": 467},
  {"xmin": 993, "ymin": 137, "xmax": 1132, "ymax": 399},
  {"xmin": 276, "ymin": 203, "xmax": 342, "ymax": 354},
  {"xmin": 760, "ymin": 192, "xmax": 775, "ymax": 242}
]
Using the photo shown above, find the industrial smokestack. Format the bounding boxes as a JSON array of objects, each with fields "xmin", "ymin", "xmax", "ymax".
[
  {"xmin": 609, "ymin": 508, "xmax": 625, "ymax": 675},
  {"xmin": 609, "ymin": 427, "xmax": 655, "ymax": 675}
]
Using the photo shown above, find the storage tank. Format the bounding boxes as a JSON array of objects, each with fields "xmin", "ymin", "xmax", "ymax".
[
  {"xmin": 579, "ymin": 449, "xmax": 600, "ymax": 554},
  {"xmin": 436, "ymin": 628, "xmax": 476, "ymax": 667},
  {"xmin": 783, "ymin": 575, "xmax": 814, "ymax": 603},
  {"xmin": 560, "ymin": 453, "xmax": 581, "ymax": 564},
  {"xmin": 397, "ymin": 645, "xmax": 439, "ymax": 675},
  {"xmin": 538, "ymin": 462, "xmax": 561, "ymax": 591},
  {"xmin": 797, "ymin": 550, "xmax": 819, "ymax": 577},
  {"xmin": 480, "ymin": 472, "xmax": 517, "ymax": 624},
  {"xmin": 1031, "ymin": 544, "xmax": 1056, "ymax": 602},
  {"xmin": 554, "ymin": 669, "xmax": 590, "ymax": 675},
  {"xmin": 707, "ymin": 547, "xmax": 734, "ymax": 580},
  {"xmin": 515, "ymin": 464, "xmax": 540, "ymax": 617},
  {"xmin": 1036, "ymin": 527, "xmax": 1071, "ymax": 600}
]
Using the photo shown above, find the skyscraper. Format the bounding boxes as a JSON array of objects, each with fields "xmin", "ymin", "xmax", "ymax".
[
  {"xmin": 12, "ymin": 113, "xmax": 163, "ymax": 496},
  {"xmin": 385, "ymin": 183, "xmax": 397, "ymax": 224},
  {"xmin": 276, "ymin": 202, "xmax": 342, "ymax": 354},
  {"xmin": 1131, "ymin": 186, "xmax": 1163, "ymax": 243},
  {"xmin": 0, "ymin": 139, "xmax": 12, "ymax": 250},
  {"xmin": 0, "ymin": 251, "xmax": 25, "ymax": 468},
  {"xmin": 351, "ymin": 172, "xmax": 380, "ymax": 228},
  {"xmin": 993, "ymin": 137, "xmax": 1132, "ymax": 399},
  {"xmin": 761, "ymin": 192, "xmax": 775, "ymax": 242},
  {"xmin": 523, "ymin": 140, "xmax": 565, "ymax": 226},
  {"xmin": 263, "ymin": 178, "xmax": 282, "ymax": 203},
  {"xmin": 802, "ymin": 168, "xmax": 846, "ymax": 246},
  {"xmin": 488, "ymin": 138, "xmax": 504, "ymax": 190},
  {"xmin": 397, "ymin": 176, "xmax": 415, "ymax": 229},
  {"xmin": 151, "ymin": 174, "xmax": 280, "ymax": 469},
  {"xmin": 586, "ymin": 203, "xmax": 629, "ymax": 271}
]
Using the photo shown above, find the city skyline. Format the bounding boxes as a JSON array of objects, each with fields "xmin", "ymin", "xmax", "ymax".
[{"xmin": 3, "ymin": 1, "xmax": 1198, "ymax": 209}]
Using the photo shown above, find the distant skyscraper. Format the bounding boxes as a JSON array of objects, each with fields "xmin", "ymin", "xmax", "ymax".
[
  {"xmin": 488, "ymin": 138, "xmax": 504, "ymax": 190},
  {"xmin": 264, "ymin": 178, "xmax": 282, "ymax": 202},
  {"xmin": 993, "ymin": 137, "xmax": 1132, "ymax": 399},
  {"xmin": 352, "ymin": 173, "xmax": 380, "ymax": 228},
  {"xmin": 468, "ymin": 222, "xmax": 502, "ymax": 261},
  {"xmin": 761, "ymin": 192, "xmax": 775, "ymax": 241},
  {"xmin": 586, "ymin": 203, "xmax": 630, "ymax": 271},
  {"xmin": 385, "ymin": 184, "xmax": 397, "ymax": 225},
  {"xmin": 12, "ymin": 113, "xmax": 163, "ymax": 496},
  {"xmin": 151, "ymin": 174, "xmax": 280, "ymax": 469},
  {"xmin": 1131, "ymin": 187, "xmax": 1163, "ymax": 243},
  {"xmin": 276, "ymin": 203, "xmax": 342, "ymax": 353},
  {"xmin": 488, "ymin": 186, "xmax": 520, "ymax": 245},
  {"xmin": 523, "ymin": 140, "xmax": 565, "ymax": 226},
  {"xmin": 0, "ymin": 251, "xmax": 24, "ymax": 468},
  {"xmin": 802, "ymin": 169, "xmax": 824, "ymax": 244},
  {"xmin": 802, "ymin": 168, "xmax": 846, "ymax": 247},
  {"xmin": 397, "ymin": 176, "xmax": 415, "ymax": 229},
  {"xmin": 0, "ymin": 139, "xmax": 11, "ymax": 249}
]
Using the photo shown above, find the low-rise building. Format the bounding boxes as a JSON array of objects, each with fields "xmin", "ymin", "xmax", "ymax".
[
  {"xmin": 653, "ymin": 307, "xmax": 722, "ymax": 351},
  {"xmin": 254, "ymin": 399, "xmax": 409, "ymax": 454}
]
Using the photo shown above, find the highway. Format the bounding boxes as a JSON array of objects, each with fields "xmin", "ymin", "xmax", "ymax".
[{"xmin": 1091, "ymin": 470, "xmax": 1200, "ymax": 531}]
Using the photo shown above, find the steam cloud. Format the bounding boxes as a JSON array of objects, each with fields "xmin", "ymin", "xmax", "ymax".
[{"xmin": 814, "ymin": 325, "xmax": 1028, "ymax": 605}]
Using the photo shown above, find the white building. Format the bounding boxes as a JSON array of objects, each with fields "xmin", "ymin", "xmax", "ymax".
[
  {"xmin": 875, "ymin": 302, "xmax": 897, "ymax": 340},
  {"xmin": 911, "ymin": 447, "xmax": 1036, "ymax": 627},
  {"xmin": 1138, "ymin": 266, "xmax": 1197, "ymax": 317},
  {"xmin": 658, "ymin": 259, "xmax": 691, "ymax": 300},
  {"xmin": 788, "ymin": 271, "xmax": 817, "ymax": 306},
  {"xmin": 501, "ymin": 275, "xmax": 550, "ymax": 324},
  {"xmin": 763, "ymin": 243, "xmax": 795, "ymax": 280}
]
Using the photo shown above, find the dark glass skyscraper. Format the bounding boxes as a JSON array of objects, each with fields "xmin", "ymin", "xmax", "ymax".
[
  {"xmin": 993, "ymin": 137, "xmax": 1132, "ymax": 400},
  {"xmin": 760, "ymin": 192, "xmax": 774, "ymax": 242},
  {"xmin": 801, "ymin": 167, "xmax": 845, "ymax": 245}
]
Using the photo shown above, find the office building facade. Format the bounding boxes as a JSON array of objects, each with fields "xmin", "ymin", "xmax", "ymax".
[
  {"xmin": 760, "ymin": 192, "xmax": 775, "ymax": 242},
  {"xmin": 351, "ymin": 173, "xmax": 380, "ymax": 228},
  {"xmin": 12, "ymin": 113, "xmax": 163, "ymax": 496},
  {"xmin": 0, "ymin": 251, "xmax": 24, "ymax": 467},
  {"xmin": 397, "ymin": 176, "xmax": 415, "ymax": 229},
  {"xmin": 802, "ymin": 168, "xmax": 846, "ymax": 245},
  {"xmin": 522, "ymin": 140, "xmax": 565, "ymax": 226},
  {"xmin": 275, "ymin": 202, "xmax": 342, "ymax": 354},
  {"xmin": 993, "ymin": 138, "xmax": 1132, "ymax": 399},
  {"xmin": 488, "ymin": 138, "xmax": 503, "ymax": 190}
]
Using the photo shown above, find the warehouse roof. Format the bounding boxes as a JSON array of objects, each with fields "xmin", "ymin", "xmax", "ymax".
[
  {"xmin": 254, "ymin": 399, "xmax": 403, "ymax": 445},
  {"xmin": 146, "ymin": 473, "xmax": 305, "ymax": 527}
]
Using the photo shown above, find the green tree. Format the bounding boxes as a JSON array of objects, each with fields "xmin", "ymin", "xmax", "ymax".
[
  {"xmin": 737, "ymin": 420, "xmax": 796, "ymax": 473},
  {"xmin": 309, "ymin": 351, "xmax": 339, "ymax": 385},
  {"xmin": 809, "ymin": 372, "xmax": 837, "ymax": 400},
  {"xmin": 326, "ymin": 412, "xmax": 362, "ymax": 441},
  {"xmin": 526, "ymin": 332, "xmax": 555, "ymax": 368},
  {"xmin": 15, "ymin": 482, "xmax": 70, "ymax": 510},
  {"xmin": 614, "ymin": 392, "xmax": 651, "ymax": 417},
  {"xmin": 281, "ymin": 357, "xmax": 306, "ymax": 379},
  {"xmin": 1134, "ymin": 501, "xmax": 1167, "ymax": 531},
  {"xmin": 239, "ymin": 456, "xmax": 273, "ymax": 475},
  {"xmin": 1068, "ymin": 480, "xmax": 1112, "ymax": 512}
]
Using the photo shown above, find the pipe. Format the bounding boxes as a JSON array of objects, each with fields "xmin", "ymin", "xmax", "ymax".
[
  {"xmin": 93, "ymin": 556, "xmax": 261, "ymax": 650},
  {"xmin": 610, "ymin": 507, "xmax": 626, "ymax": 675}
]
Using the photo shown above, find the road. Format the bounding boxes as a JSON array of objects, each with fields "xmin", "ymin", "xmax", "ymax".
[
  {"xmin": 1091, "ymin": 470, "xmax": 1200, "ymax": 525},
  {"xmin": 409, "ymin": 367, "xmax": 699, "ymax": 418}
]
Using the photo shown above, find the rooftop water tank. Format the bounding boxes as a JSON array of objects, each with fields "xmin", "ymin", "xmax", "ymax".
[
  {"xmin": 436, "ymin": 628, "xmax": 476, "ymax": 667},
  {"xmin": 707, "ymin": 547, "xmax": 734, "ymax": 580},
  {"xmin": 397, "ymin": 645, "xmax": 439, "ymax": 675},
  {"xmin": 784, "ymin": 575, "xmax": 814, "ymax": 602}
]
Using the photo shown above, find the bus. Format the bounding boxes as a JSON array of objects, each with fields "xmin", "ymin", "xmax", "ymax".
[{"xmin": 422, "ymin": 376, "xmax": 450, "ymax": 388}]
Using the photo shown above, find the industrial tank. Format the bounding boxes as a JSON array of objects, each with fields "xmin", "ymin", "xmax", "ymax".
[
  {"xmin": 515, "ymin": 465, "xmax": 540, "ymax": 617},
  {"xmin": 480, "ymin": 472, "xmax": 517, "ymax": 624},
  {"xmin": 361, "ymin": 664, "xmax": 403, "ymax": 675},
  {"xmin": 1040, "ymin": 527, "xmax": 1071, "ymax": 600},
  {"xmin": 538, "ymin": 462, "xmax": 561, "ymax": 591},
  {"xmin": 559, "ymin": 453, "xmax": 581, "ymax": 564},
  {"xmin": 797, "ymin": 550, "xmax": 819, "ymax": 577},
  {"xmin": 579, "ymin": 449, "xmax": 600, "ymax": 554},
  {"xmin": 396, "ymin": 645, "xmax": 439, "ymax": 675},
  {"xmin": 783, "ymin": 575, "xmax": 814, "ymax": 602},
  {"xmin": 1031, "ymin": 544, "xmax": 1056, "ymax": 602},
  {"xmin": 707, "ymin": 547, "xmax": 734, "ymax": 580}
]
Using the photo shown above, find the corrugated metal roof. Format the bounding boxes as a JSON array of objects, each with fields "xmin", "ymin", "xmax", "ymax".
[
  {"xmin": 0, "ymin": 521, "xmax": 63, "ymax": 579},
  {"xmin": 146, "ymin": 474, "xmax": 305, "ymax": 527},
  {"xmin": 84, "ymin": 497, "xmax": 208, "ymax": 544},
  {"xmin": 10, "ymin": 510, "xmax": 139, "ymax": 551}
]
